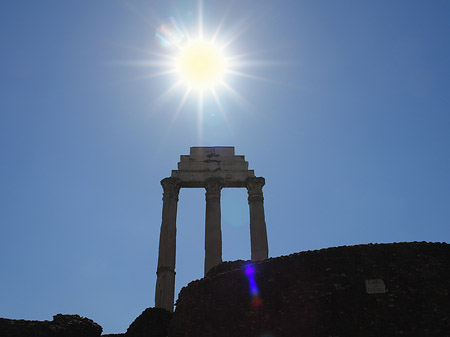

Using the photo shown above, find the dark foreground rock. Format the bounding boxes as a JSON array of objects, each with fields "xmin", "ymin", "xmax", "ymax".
[
  {"xmin": 169, "ymin": 242, "xmax": 450, "ymax": 337},
  {"xmin": 0, "ymin": 314, "xmax": 102, "ymax": 337},
  {"xmin": 126, "ymin": 308, "xmax": 172, "ymax": 337}
]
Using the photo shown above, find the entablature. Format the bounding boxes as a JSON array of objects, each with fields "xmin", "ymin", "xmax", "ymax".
[{"xmin": 170, "ymin": 146, "xmax": 256, "ymax": 188}]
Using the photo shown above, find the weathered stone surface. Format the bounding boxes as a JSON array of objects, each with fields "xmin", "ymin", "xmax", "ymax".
[
  {"xmin": 169, "ymin": 242, "xmax": 450, "ymax": 337},
  {"xmin": 204, "ymin": 177, "xmax": 224, "ymax": 275},
  {"xmin": 172, "ymin": 146, "xmax": 254, "ymax": 187},
  {"xmin": 206, "ymin": 260, "xmax": 249, "ymax": 278},
  {"xmin": 0, "ymin": 314, "xmax": 102, "ymax": 337},
  {"xmin": 171, "ymin": 170, "xmax": 255, "ymax": 187},
  {"xmin": 180, "ymin": 147, "xmax": 239, "ymax": 163},
  {"xmin": 126, "ymin": 308, "xmax": 172, "ymax": 337},
  {"xmin": 155, "ymin": 177, "xmax": 180, "ymax": 311},
  {"xmin": 246, "ymin": 177, "xmax": 268, "ymax": 261}
]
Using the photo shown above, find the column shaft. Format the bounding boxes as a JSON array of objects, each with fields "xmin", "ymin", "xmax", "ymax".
[
  {"xmin": 155, "ymin": 178, "xmax": 180, "ymax": 312},
  {"xmin": 246, "ymin": 177, "xmax": 269, "ymax": 261},
  {"xmin": 204, "ymin": 178, "xmax": 224, "ymax": 275}
]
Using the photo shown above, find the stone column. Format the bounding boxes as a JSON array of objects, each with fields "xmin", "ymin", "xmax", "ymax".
[
  {"xmin": 155, "ymin": 177, "xmax": 180, "ymax": 312},
  {"xmin": 204, "ymin": 177, "xmax": 224, "ymax": 275},
  {"xmin": 246, "ymin": 177, "xmax": 269, "ymax": 261}
]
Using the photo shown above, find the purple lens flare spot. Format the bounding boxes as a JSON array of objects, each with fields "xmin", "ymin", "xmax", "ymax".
[
  {"xmin": 244, "ymin": 263, "xmax": 263, "ymax": 307},
  {"xmin": 245, "ymin": 264, "xmax": 255, "ymax": 275}
]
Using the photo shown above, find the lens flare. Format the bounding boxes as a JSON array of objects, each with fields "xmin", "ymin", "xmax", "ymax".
[
  {"xmin": 244, "ymin": 264, "xmax": 263, "ymax": 308},
  {"xmin": 155, "ymin": 17, "xmax": 184, "ymax": 48}
]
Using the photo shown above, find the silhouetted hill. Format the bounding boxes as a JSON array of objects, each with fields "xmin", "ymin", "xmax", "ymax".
[
  {"xmin": 2, "ymin": 242, "xmax": 449, "ymax": 336},
  {"xmin": 169, "ymin": 242, "xmax": 450, "ymax": 337},
  {"xmin": 0, "ymin": 314, "xmax": 102, "ymax": 337}
]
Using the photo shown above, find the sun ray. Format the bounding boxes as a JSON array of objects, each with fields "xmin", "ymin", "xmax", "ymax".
[
  {"xmin": 172, "ymin": 5, "xmax": 192, "ymax": 41},
  {"xmin": 226, "ymin": 69, "xmax": 300, "ymax": 89},
  {"xmin": 220, "ymin": 80, "xmax": 253, "ymax": 112},
  {"xmin": 220, "ymin": 22, "xmax": 250, "ymax": 50},
  {"xmin": 225, "ymin": 49, "xmax": 273, "ymax": 61},
  {"xmin": 106, "ymin": 71, "xmax": 176, "ymax": 87},
  {"xmin": 230, "ymin": 60, "xmax": 290, "ymax": 68},
  {"xmin": 110, "ymin": 60, "xmax": 174, "ymax": 67},
  {"xmin": 198, "ymin": 90, "xmax": 204, "ymax": 116},
  {"xmin": 169, "ymin": 87, "xmax": 192, "ymax": 128},
  {"xmin": 142, "ymin": 51, "xmax": 177, "ymax": 61},
  {"xmin": 197, "ymin": 90, "xmax": 204, "ymax": 143},
  {"xmin": 210, "ymin": 88, "xmax": 234, "ymax": 136},
  {"xmin": 211, "ymin": 1, "xmax": 234, "ymax": 43},
  {"xmin": 144, "ymin": 69, "xmax": 177, "ymax": 78},
  {"xmin": 220, "ymin": 5, "xmax": 272, "ymax": 50},
  {"xmin": 225, "ymin": 69, "xmax": 270, "ymax": 82},
  {"xmin": 198, "ymin": 0, "xmax": 204, "ymax": 39},
  {"xmin": 225, "ymin": 69, "xmax": 291, "ymax": 87},
  {"xmin": 209, "ymin": 88, "xmax": 224, "ymax": 113},
  {"xmin": 153, "ymin": 80, "xmax": 184, "ymax": 106}
]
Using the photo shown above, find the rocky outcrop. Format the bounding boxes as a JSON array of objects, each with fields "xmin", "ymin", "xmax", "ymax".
[
  {"xmin": 0, "ymin": 314, "xmax": 102, "ymax": 337},
  {"xmin": 0, "ymin": 308, "xmax": 173, "ymax": 337},
  {"xmin": 126, "ymin": 308, "xmax": 172, "ymax": 337},
  {"xmin": 169, "ymin": 242, "xmax": 450, "ymax": 337}
]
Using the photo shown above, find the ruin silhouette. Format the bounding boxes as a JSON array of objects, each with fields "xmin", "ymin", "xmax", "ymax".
[{"xmin": 154, "ymin": 146, "xmax": 269, "ymax": 311}]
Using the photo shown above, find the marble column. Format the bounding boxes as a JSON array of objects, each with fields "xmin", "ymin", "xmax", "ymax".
[
  {"xmin": 155, "ymin": 177, "xmax": 180, "ymax": 312},
  {"xmin": 204, "ymin": 177, "xmax": 224, "ymax": 275},
  {"xmin": 246, "ymin": 177, "xmax": 269, "ymax": 261}
]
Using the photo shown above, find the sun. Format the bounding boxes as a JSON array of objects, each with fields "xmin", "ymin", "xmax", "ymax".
[
  {"xmin": 120, "ymin": 1, "xmax": 277, "ymax": 138},
  {"xmin": 176, "ymin": 40, "xmax": 226, "ymax": 90}
]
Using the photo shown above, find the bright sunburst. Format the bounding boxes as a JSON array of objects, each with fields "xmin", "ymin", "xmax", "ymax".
[
  {"xmin": 120, "ymin": 1, "xmax": 276, "ymax": 138},
  {"xmin": 176, "ymin": 40, "xmax": 226, "ymax": 90}
]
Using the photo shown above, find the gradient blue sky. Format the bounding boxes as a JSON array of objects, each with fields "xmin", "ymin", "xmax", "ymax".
[{"xmin": 1, "ymin": 0, "xmax": 449, "ymax": 334}]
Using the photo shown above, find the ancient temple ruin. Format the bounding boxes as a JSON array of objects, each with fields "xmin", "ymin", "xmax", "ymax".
[{"xmin": 155, "ymin": 146, "xmax": 269, "ymax": 311}]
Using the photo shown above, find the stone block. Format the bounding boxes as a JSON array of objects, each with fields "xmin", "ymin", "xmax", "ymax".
[
  {"xmin": 175, "ymin": 147, "xmax": 251, "ymax": 179},
  {"xmin": 178, "ymin": 161, "xmax": 215, "ymax": 171},
  {"xmin": 217, "ymin": 161, "xmax": 248, "ymax": 171},
  {"xmin": 177, "ymin": 161, "xmax": 248, "ymax": 172},
  {"xmin": 179, "ymin": 155, "xmax": 191, "ymax": 162},
  {"xmin": 188, "ymin": 147, "xmax": 235, "ymax": 161},
  {"xmin": 171, "ymin": 170, "xmax": 255, "ymax": 187}
]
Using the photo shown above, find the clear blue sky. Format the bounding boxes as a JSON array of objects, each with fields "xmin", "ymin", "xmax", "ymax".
[{"xmin": 1, "ymin": 1, "xmax": 449, "ymax": 334}]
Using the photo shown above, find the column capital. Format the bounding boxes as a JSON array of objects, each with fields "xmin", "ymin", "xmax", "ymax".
[
  {"xmin": 246, "ymin": 177, "xmax": 265, "ymax": 202},
  {"xmin": 205, "ymin": 177, "xmax": 225, "ymax": 200},
  {"xmin": 161, "ymin": 177, "xmax": 181, "ymax": 199}
]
